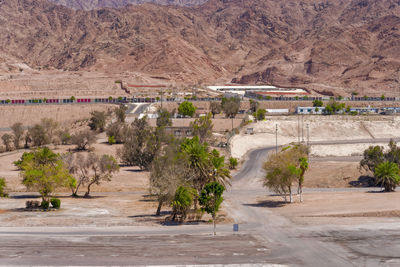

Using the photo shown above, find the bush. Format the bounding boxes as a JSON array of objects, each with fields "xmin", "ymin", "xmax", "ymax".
[
  {"xmin": 41, "ymin": 200, "xmax": 50, "ymax": 210},
  {"xmin": 0, "ymin": 177, "xmax": 8, "ymax": 197},
  {"xmin": 108, "ymin": 136, "xmax": 116, "ymax": 145},
  {"xmin": 50, "ymin": 198, "xmax": 61, "ymax": 209},
  {"xmin": 229, "ymin": 157, "xmax": 238, "ymax": 170}
]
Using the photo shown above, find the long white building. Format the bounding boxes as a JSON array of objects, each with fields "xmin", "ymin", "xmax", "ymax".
[{"xmin": 207, "ymin": 85, "xmax": 308, "ymax": 96}]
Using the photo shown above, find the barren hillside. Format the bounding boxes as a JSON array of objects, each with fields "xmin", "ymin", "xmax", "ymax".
[{"xmin": 0, "ymin": 0, "xmax": 399, "ymax": 95}]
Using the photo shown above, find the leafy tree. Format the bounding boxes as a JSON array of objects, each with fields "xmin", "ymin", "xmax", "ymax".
[
  {"xmin": 150, "ymin": 141, "xmax": 189, "ymax": 216},
  {"xmin": 71, "ymin": 130, "xmax": 96, "ymax": 150},
  {"xmin": 324, "ymin": 100, "xmax": 345, "ymax": 115},
  {"xmin": 374, "ymin": 162, "xmax": 400, "ymax": 192},
  {"xmin": 381, "ymin": 94, "xmax": 385, "ymax": 101},
  {"xmin": 89, "ymin": 111, "xmax": 106, "ymax": 132},
  {"xmin": 255, "ymin": 109, "xmax": 266, "ymax": 121},
  {"xmin": 210, "ymin": 102, "xmax": 221, "ymax": 118},
  {"xmin": 312, "ymin": 99, "xmax": 323, "ymax": 107},
  {"xmin": 178, "ymin": 101, "xmax": 196, "ymax": 117},
  {"xmin": 118, "ymin": 117, "xmax": 160, "ymax": 170},
  {"xmin": 263, "ymin": 144, "xmax": 308, "ymax": 203},
  {"xmin": 1, "ymin": 134, "xmax": 13, "ymax": 151},
  {"xmin": 360, "ymin": 145, "xmax": 385, "ymax": 173},
  {"xmin": 289, "ymin": 156, "xmax": 309, "ymax": 202},
  {"xmin": 19, "ymin": 148, "xmax": 75, "ymax": 202},
  {"xmin": 199, "ymin": 181, "xmax": 225, "ymax": 235},
  {"xmin": 11, "ymin": 122, "xmax": 24, "ymax": 149},
  {"xmin": 221, "ymin": 97, "xmax": 240, "ymax": 118},
  {"xmin": 0, "ymin": 177, "xmax": 8, "ymax": 197},
  {"xmin": 190, "ymin": 113, "xmax": 213, "ymax": 143},
  {"xmin": 171, "ymin": 186, "xmax": 197, "ymax": 222},
  {"xmin": 229, "ymin": 157, "xmax": 238, "ymax": 170},
  {"xmin": 115, "ymin": 104, "xmax": 127, "ymax": 123}
]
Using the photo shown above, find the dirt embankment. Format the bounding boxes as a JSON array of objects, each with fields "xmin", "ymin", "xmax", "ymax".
[{"xmin": 0, "ymin": 104, "xmax": 115, "ymax": 129}]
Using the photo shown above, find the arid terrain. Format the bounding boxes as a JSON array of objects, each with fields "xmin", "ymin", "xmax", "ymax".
[{"xmin": 0, "ymin": 0, "xmax": 399, "ymax": 96}]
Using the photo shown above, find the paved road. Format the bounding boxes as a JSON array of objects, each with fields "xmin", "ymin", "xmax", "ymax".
[{"xmin": 1, "ymin": 138, "xmax": 400, "ymax": 266}]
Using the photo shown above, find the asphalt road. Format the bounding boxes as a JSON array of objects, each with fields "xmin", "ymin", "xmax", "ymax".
[{"xmin": 1, "ymin": 138, "xmax": 400, "ymax": 266}]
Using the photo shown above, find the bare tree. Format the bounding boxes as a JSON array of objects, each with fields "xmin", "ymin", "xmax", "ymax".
[
  {"xmin": 209, "ymin": 102, "xmax": 221, "ymax": 118},
  {"xmin": 63, "ymin": 153, "xmax": 119, "ymax": 197},
  {"xmin": 1, "ymin": 134, "xmax": 13, "ymax": 151},
  {"xmin": 115, "ymin": 104, "xmax": 127, "ymax": 123},
  {"xmin": 41, "ymin": 118, "xmax": 59, "ymax": 143},
  {"xmin": 71, "ymin": 130, "xmax": 96, "ymax": 151},
  {"xmin": 11, "ymin": 122, "xmax": 24, "ymax": 149},
  {"xmin": 190, "ymin": 113, "xmax": 213, "ymax": 143},
  {"xmin": 28, "ymin": 124, "xmax": 49, "ymax": 147}
]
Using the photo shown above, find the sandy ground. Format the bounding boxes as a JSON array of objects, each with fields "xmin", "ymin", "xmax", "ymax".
[
  {"xmin": 231, "ymin": 115, "xmax": 400, "ymax": 158},
  {"xmin": 256, "ymin": 190, "xmax": 400, "ymax": 227},
  {"xmin": 310, "ymin": 143, "xmax": 387, "ymax": 157}
]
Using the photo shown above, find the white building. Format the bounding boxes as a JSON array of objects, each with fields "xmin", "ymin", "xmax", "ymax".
[
  {"xmin": 207, "ymin": 85, "xmax": 308, "ymax": 96},
  {"xmin": 296, "ymin": 106, "xmax": 325, "ymax": 114}
]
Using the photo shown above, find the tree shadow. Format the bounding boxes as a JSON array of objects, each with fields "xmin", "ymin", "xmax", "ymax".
[
  {"xmin": 244, "ymin": 200, "xmax": 286, "ymax": 208},
  {"xmin": 11, "ymin": 195, "xmax": 40, "ymax": 199},
  {"xmin": 349, "ymin": 175, "xmax": 376, "ymax": 187},
  {"xmin": 128, "ymin": 211, "xmax": 171, "ymax": 218},
  {"xmin": 123, "ymin": 169, "xmax": 143, "ymax": 173}
]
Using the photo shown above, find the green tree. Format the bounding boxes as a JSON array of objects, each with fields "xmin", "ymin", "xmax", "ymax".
[
  {"xmin": 263, "ymin": 144, "xmax": 308, "ymax": 203},
  {"xmin": 20, "ymin": 148, "xmax": 75, "ymax": 202},
  {"xmin": 360, "ymin": 145, "xmax": 385, "ymax": 173},
  {"xmin": 190, "ymin": 113, "xmax": 213, "ymax": 143},
  {"xmin": 229, "ymin": 157, "xmax": 238, "ymax": 170},
  {"xmin": 221, "ymin": 97, "xmax": 240, "ymax": 118},
  {"xmin": 199, "ymin": 182, "xmax": 225, "ymax": 235},
  {"xmin": 171, "ymin": 186, "xmax": 197, "ymax": 222},
  {"xmin": 312, "ymin": 99, "xmax": 323, "ymax": 107},
  {"xmin": 374, "ymin": 162, "xmax": 400, "ymax": 192},
  {"xmin": 324, "ymin": 100, "xmax": 345, "ymax": 115},
  {"xmin": 11, "ymin": 122, "xmax": 24, "ymax": 149},
  {"xmin": 209, "ymin": 102, "xmax": 221, "ymax": 118},
  {"xmin": 0, "ymin": 177, "xmax": 8, "ymax": 197},
  {"xmin": 89, "ymin": 111, "xmax": 106, "ymax": 132},
  {"xmin": 381, "ymin": 94, "xmax": 385, "ymax": 101},
  {"xmin": 118, "ymin": 117, "xmax": 160, "ymax": 170},
  {"xmin": 178, "ymin": 101, "xmax": 196, "ymax": 117},
  {"xmin": 255, "ymin": 109, "xmax": 266, "ymax": 121},
  {"xmin": 150, "ymin": 140, "xmax": 188, "ymax": 216}
]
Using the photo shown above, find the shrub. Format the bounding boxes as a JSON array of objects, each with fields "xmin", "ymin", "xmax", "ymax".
[
  {"xmin": 0, "ymin": 177, "xmax": 8, "ymax": 197},
  {"xmin": 229, "ymin": 157, "xmax": 238, "ymax": 170},
  {"xmin": 108, "ymin": 136, "xmax": 116, "ymax": 145},
  {"xmin": 41, "ymin": 200, "xmax": 50, "ymax": 210},
  {"xmin": 50, "ymin": 198, "xmax": 61, "ymax": 209}
]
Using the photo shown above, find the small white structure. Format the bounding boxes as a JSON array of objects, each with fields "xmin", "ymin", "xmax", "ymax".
[{"xmin": 296, "ymin": 107, "xmax": 325, "ymax": 114}]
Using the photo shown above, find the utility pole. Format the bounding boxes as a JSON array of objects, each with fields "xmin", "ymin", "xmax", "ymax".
[
  {"xmin": 301, "ymin": 113, "xmax": 304, "ymax": 143},
  {"xmin": 160, "ymin": 88, "xmax": 163, "ymax": 109},
  {"xmin": 297, "ymin": 112, "xmax": 300, "ymax": 144},
  {"xmin": 275, "ymin": 124, "xmax": 278, "ymax": 154},
  {"xmin": 306, "ymin": 123, "xmax": 310, "ymax": 148}
]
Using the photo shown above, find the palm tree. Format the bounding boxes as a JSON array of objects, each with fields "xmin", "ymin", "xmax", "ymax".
[
  {"xmin": 374, "ymin": 161, "xmax": 400, "ymax": 192},
  {"xmin": 210, "ymin": 149, "xmax": 231, "ymax": 187},
  {"xmin": 298, "ymin": 157, "xmax": 308, "ymax": 202}
]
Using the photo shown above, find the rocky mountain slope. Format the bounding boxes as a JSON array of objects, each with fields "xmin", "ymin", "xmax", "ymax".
[
  {"xmin": 49, "ymin": 0, "xmax": 207, "ymax": 10},
  {"xmin": 0, "ymin": 0, "xmax": 399, "ymax": 95}
]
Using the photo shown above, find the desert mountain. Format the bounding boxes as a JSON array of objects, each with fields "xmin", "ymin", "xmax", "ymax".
[
  {"xmin": 0, "ymin": 0, "xmax": 399, "ymax": 95},
  {"xmin": 49, "ymin": 0, "xmax": 207, "ymax": 10}
]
